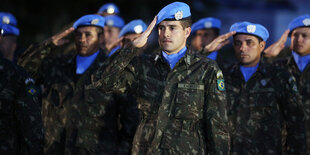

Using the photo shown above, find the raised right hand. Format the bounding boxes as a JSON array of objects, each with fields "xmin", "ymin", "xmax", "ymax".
[
  {"xmin": 264, "ymin": 29, "xmax": 290, "ymax": 58},
  {"xmin": 50, "ymin": 27, "xmax": 75, "ymax": 46},
  {"xmin": 132, "ymin": 16, "xmax": 157, "ymax": 48}
]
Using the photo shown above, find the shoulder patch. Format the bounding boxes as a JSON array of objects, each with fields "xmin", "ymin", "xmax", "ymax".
[
  {"xmin": 25, "ymin": 85, "xmax": 40, "ymax": 96},
  {"xmin": 217, "ymin": 79, "xmax": 225, "ymax": 91},
  {"xmin": 216, "ymin": 70, "xmax": 223, "ymax": 79}
]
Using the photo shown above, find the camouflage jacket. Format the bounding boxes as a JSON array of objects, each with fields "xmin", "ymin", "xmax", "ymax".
[
  {"xmin": 89, "ymin": 46, "xmax": 230, "ymax": 155},
  {"xmin": 224, "ymin": 60, "xmax": 306, "ymax": 154},
  {"xmin": 18, "ymin": 40, "xmax": 138, "ymax": 155},
  {"xmin": 272, "ymin": 53, "xmax": 310, "ymax": 154},
  {"xmin": 0, "ymin": 56, "xmax": 44, "ymax": 154}
]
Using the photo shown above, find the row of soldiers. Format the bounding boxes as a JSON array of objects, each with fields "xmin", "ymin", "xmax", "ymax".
[{"xmin": 1, "ymin": 1, "xmax": 310, "ymax": 154}]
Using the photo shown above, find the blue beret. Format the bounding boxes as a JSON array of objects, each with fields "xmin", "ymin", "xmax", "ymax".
[
  {"xmin": 119, "ymin": 19, "xmax": 147, "ymax": 37},
  {"xmin": 97, "ymin": 3, "xmax": 120, "ymax": 15},
  {"xmin": 288, "ymin": 14, "xmax": 310, "ymax": 31},
  {"xmin": 0, "ymin": 12, "xmax": 17, "ymax": 26},
  {"xmin": 0, "ymin": 24, "xmax": 20, "ymax": 36},
  {"xmin": 104, "ymin": 15, "xmax": 125, "ymax": 28},
  {"xmin": 230, "ymin": 21, "xmax": 269, "ymax": 41},
  {"xmin": 73, "ymin": 14, "xmax": 105, "ymax": 29},
  {"xmin": 191, "ymin": 17, "xmax": 221, "ymax": 34},
  {"xmin": 156, "ymin": 2, "xmax": 191, "ymax": 25}
]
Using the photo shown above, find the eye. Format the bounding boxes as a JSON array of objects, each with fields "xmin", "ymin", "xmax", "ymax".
[
  {"xmin": 234, "ymin": 41, "xmax": 241, "ymax": 46},
  {"xmin": 246, "ymin": 40, "xmax": 254, "ymax": 46}
]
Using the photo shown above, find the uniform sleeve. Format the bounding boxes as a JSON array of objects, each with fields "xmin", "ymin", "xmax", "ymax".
[
  {"xmin": 88, "ymin": 45, "xmax": 140, "ymax": 94},
  {"xmin": 279, "ymin": 71, "xmax": 306, "ymax": 155},
  {"xmin": 14, "ymin": 69, "xmax": 44, "ymax": 154},
  {"xmin": 203, "ymin": 62, "xmax": 230, "ymax": 155},
  {"xmin": 17, "ymin": 40, "xmax": 56, "ymax": 82}
]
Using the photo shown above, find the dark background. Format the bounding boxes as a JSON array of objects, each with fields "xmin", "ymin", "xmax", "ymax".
[{"xmin": 1, "ymin": 0, "xmax": 309, "ymax": 49}]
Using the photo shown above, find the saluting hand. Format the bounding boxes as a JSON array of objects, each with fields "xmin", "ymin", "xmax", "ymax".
[
  {"xmin": 50, "ymin": 27, "xmax": 75, "ymax": 46},
  {"xmin": 264, "ymin": 29, "xmax": 290, "ymax": 58},
  {"xmin": 202, "ymin": 31, "xmax": 236, "ymax": 54},
  {"xmin": 132, "ymin": 16, "xmax": 157, "ymax": 48}
]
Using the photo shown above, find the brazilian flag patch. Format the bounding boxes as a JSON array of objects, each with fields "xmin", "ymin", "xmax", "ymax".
[
  {"xmin": 25, "ymin": 85, "xmax": 40, "ymax": 97},
  {"xmin": 217, "ymin": 79, "xmax": 225, "ymax": 91}
]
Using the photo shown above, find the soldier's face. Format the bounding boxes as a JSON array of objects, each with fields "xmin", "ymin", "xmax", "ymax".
[
  {"xmin": 158, "ymin": 21, "xmax": 191, "ymax": 54},
  {"xmin": 191, "ymin": 29, "xmax": 218, "ymax": 51},
  {"xmin": 291, "ymin": 27, "xmax": 310, "ymax": 56},
  {"xmin": 74, "ymin": 26, "xmax": 102, "ymax": 56},
  {"xmin": 104, "ymin": 26, "xmax": 120, "ymax": 46},
  {"xmin": 233, "ymin": 34, "xmax": 265, "ymax": 67},
  {"xmin": 0, "ymin": 35, "xmax": 17, "ymax": 59}
]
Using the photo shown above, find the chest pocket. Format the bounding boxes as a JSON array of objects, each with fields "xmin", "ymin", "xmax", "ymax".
[
  {"xmin": 248, "ymin": 88, "xmax": 280, "ymax": 122},
  {"xmin": 174, "ymin": 83, "xmax": 204, "ymax": 120}
]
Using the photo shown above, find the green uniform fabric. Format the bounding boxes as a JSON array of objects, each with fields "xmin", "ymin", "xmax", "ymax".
[
  {"xmin": 0, "ymin": 56, "xmax": 44, "ymax": 154},
  {"xmin": 88, "ymin": 46, "xmax": 230, "ymax": 155},
  {"xmin": 272, "ymin": 53, "xmax": 310, "ymax": 154},
  {"xmin": 225, "ymin": 59, "xmax": 306, "ymax": 154},
  {"xmin": 18, "ymin": 40, "xmax": 138, "ymax": 154}
]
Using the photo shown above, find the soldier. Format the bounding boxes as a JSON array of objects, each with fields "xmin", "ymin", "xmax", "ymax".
[
  {"xmin": 0, "ymin": 55, "xmax": 44, "ymax": 154},
  {"xmin": 103, "ymin": 15, "xmax": 125, "ymax": 56},
  {"xmin": 225, "ymin": 21, "xmax": 306, "ymax": 154},
  {"xmin": 264, "ymin": 14, "xmax": 310, "ymax": 154},
  {"xmin": 88, "ymin": 2, "xmax": 236, "ymax": 154},
  {"xmin": 0, "ymin": 12, "xmax": 24, "ymax": 63},
  {"xmin": 18, "ymin": 14, "xmax": 138, "ymax": 154},
  {"xmin": 190, "ymin": 17, "xmax": 237, "ymax": 71}
]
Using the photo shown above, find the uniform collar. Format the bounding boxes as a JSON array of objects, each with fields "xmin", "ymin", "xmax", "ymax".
[
  {"xmin": 162, "ymin": 46, "xmax": 187, "ymax": 69},
  {"xmin": 292, "ymin": 51, "xmax": 310, "ymax": 72},
  {"xmin": 76, "ymin": 50, "xmax": 101, "ymax": 74}
]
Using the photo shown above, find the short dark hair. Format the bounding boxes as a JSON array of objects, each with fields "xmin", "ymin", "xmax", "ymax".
[{"xmin": 163, "ymin": 17, "xmax": 192, "ymax": 29}]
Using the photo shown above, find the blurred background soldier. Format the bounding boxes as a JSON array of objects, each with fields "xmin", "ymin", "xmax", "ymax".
[
  {"xmin": 103, "ymin": 15, "xmax": 125, "ymax": 56},
  {"xmin": 190, "ymin": 17, "xmax": 237, "ymax": 70},
  {"xmin": 0, "ymin": 55, "xmax": 44, "ymax": 154},
  {"xmin": 225, "ymin": 21, "xmax": 306, "ymax": 154},
  {"xmin": 0, "ymin": 12, "xmax": 25, "ymax": 63},
  {"xmin": 18, "ymin": 14, "xmax": 138, "ymax": 154}
]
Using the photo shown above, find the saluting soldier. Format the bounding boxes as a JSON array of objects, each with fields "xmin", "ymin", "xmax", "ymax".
[
  {"xmin": 0, "ymin": 55, "xmax": 44, "ymax": 154},
  {"xmin": 265, "ymin": 14, "xmax": 310, "ymax": 154},
  {"xmin": 18, "ymin": 14, "xmax": 138, "ymax": 154},
  {"xmin": 190, "ymin": 17, "xmax": 236, "ymax": 71},
  {"xmin": 225, "ymin": 21, "xmax": 306, "ymax": 154},
  {"xmin": 88, "ymin": 2, "xmax": 236, "ymax": 154}
]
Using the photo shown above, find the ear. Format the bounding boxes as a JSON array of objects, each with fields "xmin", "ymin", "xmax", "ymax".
[
  {"xmin": 259, "ymin": 41, "xmax": 266, "ymax": 52},
  {"xmin": 185, "ymin": 27, "xmax": 191, "ymax": 38}
]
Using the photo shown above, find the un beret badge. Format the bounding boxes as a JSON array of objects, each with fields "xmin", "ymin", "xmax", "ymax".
[{"xmin": 174, "ymin": 11, "xmax": 183, "ymax": 20}]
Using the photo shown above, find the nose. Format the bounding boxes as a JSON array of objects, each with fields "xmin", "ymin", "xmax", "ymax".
[
  {"xmin": 163, "ymin": 29, "xmax": 170, "ymax": 38},
  {"xmin": 239, "ymin": 42, "xmax": 246, "ymax": 52}
]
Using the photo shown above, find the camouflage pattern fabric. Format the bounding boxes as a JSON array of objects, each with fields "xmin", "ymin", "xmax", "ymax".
[
  {"xmin": 224, "ymin": 59, "xmax": 306, "ymax": 155},
  {"xmin": 0, "ymin": 56, "xmax": 44, "ymax": 154},
  {"xmin": 88, "ymin": 46, "xmax": 230, "ymax": 155},
  {"xmin": 272, "ymin": 53, "xmax": 310, "ymax": 154},
  {"xmin": 18, "ymin": 40, "xmax": 138, "ymax": 154}
]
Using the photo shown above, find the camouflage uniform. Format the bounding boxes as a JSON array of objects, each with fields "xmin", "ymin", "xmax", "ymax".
[
  {"xmin": 272, "ymin": 53, "xmax": 310, "ymax": 154},
  {"xmin": 88, "ymin": 46, "xmax": 230, "ymax": 154},
  {"xmin": 18, "ymin": 40, "xmax": 139, "ymax": 154},
  {"xmin": 0, "ymin": 56, "xmax": 44, "ymax": 154},
  {"xmin": 224, "ymin": 59, "xmax": 306, "ymax": 154}
]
